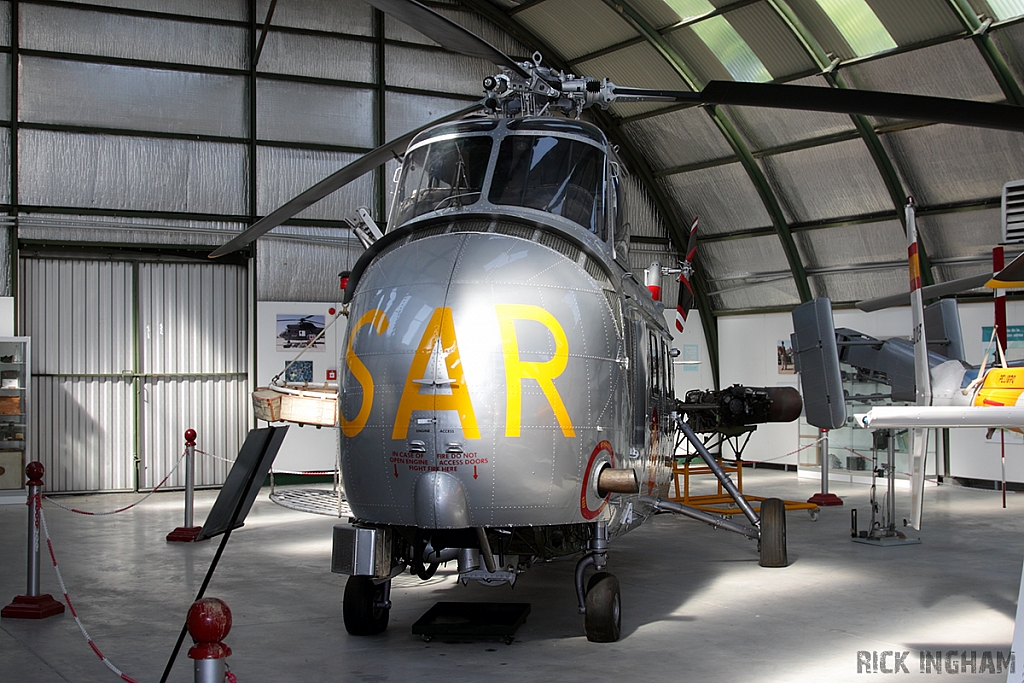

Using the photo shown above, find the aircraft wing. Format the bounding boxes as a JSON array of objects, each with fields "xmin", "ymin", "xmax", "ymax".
[{"xmin": 856, "ymin": 405, "xmax": 1024, "ymax": 429}]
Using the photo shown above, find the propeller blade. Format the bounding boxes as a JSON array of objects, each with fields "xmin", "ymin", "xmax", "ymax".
[
  {"xmin": 675, "ymin": 216, "xmax": 698, "ymax": 333},
  {"xmin": 612, "ymin": 82, "xmax": 1024, "ymax": 133},
  {"xmin": 856, "ymin": 272, "xmax": 993, "ymax": 312},
  {"xmin": 209, "ymin": 102, "xmax": 482, "ymax": 258},
  {"xmin": 359, "ymin": 0, "xmax": 530, "ymax": 79},
  {"xmin": 988, "ymin": 252, "xmax": 1024, "ymax": 289}
]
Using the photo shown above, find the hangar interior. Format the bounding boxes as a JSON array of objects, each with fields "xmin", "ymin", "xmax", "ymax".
[{"xmin": 1, "ymin": 0, "xmax": 1024, "ymax": 680}]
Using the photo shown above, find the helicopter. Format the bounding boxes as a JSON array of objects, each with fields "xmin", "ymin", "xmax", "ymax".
[
  {"xmin": 210, "ymin": 0, "xmax": 1024, "ymax": 642},
  {"xmin": 277, "ymin": 315, "xmax": 326, "ymax": 350}
]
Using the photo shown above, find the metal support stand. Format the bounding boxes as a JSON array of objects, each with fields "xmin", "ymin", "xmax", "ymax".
[
  {"xmin": 853, "ymin": 430, "xmax": 920, "ymax": 547},
  {"xmin": 808, "ymin": 428, "xmax": 843, "ymax": 506},
  {"xmin": 168, "ymin": 428, "xmax": 202, "ymax": 542},
  {"xmin": 2, "ymin": 462, "xmax": 65, "ymax": 619}
]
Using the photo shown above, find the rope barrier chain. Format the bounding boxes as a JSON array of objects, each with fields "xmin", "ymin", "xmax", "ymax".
[{"xmin": 37, "ymin": 497, "xmax": 140, "ymax": 683}]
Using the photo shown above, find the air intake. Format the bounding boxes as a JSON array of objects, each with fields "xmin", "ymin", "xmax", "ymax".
[{"xmin": 1002, "ymin": 179, "xmax": 1024, "ymax": 243}]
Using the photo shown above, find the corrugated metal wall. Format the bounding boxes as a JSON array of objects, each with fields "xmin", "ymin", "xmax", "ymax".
[{"xmin": 21, "ymin": 257, "xmax": 248, "ymax": 493}]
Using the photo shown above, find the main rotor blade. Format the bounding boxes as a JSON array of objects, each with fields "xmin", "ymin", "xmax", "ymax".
[
  {"xmin": 855, "ymin": 272, "xmax": 993, "ymax": 312},
  {"xmin": 614, "ymin": 82, "xmax": 1024, "ymax": 133},
  {"xmin": 209, "ymin": 102, "xmax": 482, "ymax": 259},
  {"xmin": 360, "ymin": 0, "xmax": 530, "ymax": 79}
]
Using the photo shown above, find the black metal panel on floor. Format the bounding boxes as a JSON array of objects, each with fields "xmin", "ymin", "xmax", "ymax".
[{"xmin": 412, "ymin": 602, "xmax": 531, "ymax": 643}]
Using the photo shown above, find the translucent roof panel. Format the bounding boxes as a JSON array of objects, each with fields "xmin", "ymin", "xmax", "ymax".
[
  {"xmin": 689, "ymin": 15, "xmax": 771, "ymax": 82},
  {"xmin": 629, "ymin": 0, "xmax": 707, "ymax": 28},
  {"xmin": 793, "ymin": 220, "xmax": 907, "ymax": 272},
  {"xmin": 662, "ymin": 0, "xmax": 714, "ymax": 22},
  {"xmin": 759, "ymin": 138, "xmax": 893, "ymax": 224},
  {"xmin": 658, "ymin": 162, "xmax": 772, "ymax": 236},
  {"xmin": 880, "ymin": 125, "xmax": 1024, "ymax": 207},
  {"xmin": 786, "ymin": 0, "xmax": 857, "ymax": 61},
  {"xmin": 916, "ymin": 208, "xmax": 1004, "ymax": 261},
  {"xmin": 988, "ymin": 0, "xmax": 1024, "ymax": 20},
  {"xmin": 864, "ymin": 0, "xmax": 963, "ymax": 46},
  {"xmin": 810, "ymin": 267, "xmax": 907, "ymax": 303},
  {"xmin": 813, "ymin": 0, "xmax": 896, "ymax": 56},
  {"xmin": 664, "ymin": 25, "xmax": 734, "ymax": 84},
  {"xmin": 723, "ymin": 76, "xmax": 857, "ymax": 153},
  {"xmin": 724, "ymin": 2, "xmax": 818, "ymax": 80},
  {"xmin": 619, "ymin": 106, "xmax": 735, "ymax": 172},
  {"xmin": 515, "ymin": 0, "xmax": 638, "ymax": 62}
]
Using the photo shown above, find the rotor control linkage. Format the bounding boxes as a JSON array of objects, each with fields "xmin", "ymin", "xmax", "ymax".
[
  {"xmin": 574, "ymin": 521, "xmax": 608, "ymax": 614},
  {"xmin": 679, "ymin": 422, "xmax": 760, "ymax": 528}
]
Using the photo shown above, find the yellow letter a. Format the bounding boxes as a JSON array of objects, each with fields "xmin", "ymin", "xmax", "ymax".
[{"xmin": 392, "ymin": 307, "xmax": 479, "ymax": 440}]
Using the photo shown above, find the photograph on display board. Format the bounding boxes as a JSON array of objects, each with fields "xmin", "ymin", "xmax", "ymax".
[
  {"xmin": 284, "ymin": 360, "xmax": 314, "ymax": 383},
  {"xmin": 777, "ymin": 339, "xmax": 795, "ymax": 374},
  {"xmin": 276, "ymin": 314, "xmax": 326, "ymax": 351}
]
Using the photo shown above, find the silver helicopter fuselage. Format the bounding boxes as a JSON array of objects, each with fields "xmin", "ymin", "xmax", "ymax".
[{"xmin": 338, "ymin": 116, "xmax": 675, "ymax": 554}]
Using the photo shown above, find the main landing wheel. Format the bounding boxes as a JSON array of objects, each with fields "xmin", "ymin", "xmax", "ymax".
[
  {"xmin": 584, "ymin": 572, "xmax": 621, "ymax": 642},
  {"xmin": 759, "ymin": 498, "xmax": 788, "ymax": 568},
  {"xmin": 343, "ymin": 576, "xmax": 390, "ymax": 635}
]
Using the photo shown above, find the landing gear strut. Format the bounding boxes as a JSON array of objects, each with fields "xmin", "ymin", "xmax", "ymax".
[
  {"xmin": 575, "ymin": 521, "xmax": 622, "ymax": 642},
  {"xmin": 343, "ymin": 575, "xmax": 391, "ymax": 635}
]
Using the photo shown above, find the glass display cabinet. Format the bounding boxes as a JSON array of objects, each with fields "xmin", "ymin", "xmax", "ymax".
[{"xmin": 0, "ymin": 337, "xmax": 29, "ymax": 491}]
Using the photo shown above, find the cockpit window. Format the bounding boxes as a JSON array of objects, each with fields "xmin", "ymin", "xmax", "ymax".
[
  {"xmin": 488, "ymin": 135, "xmax": 605, "ymax": 237},
  {"xmin": 391, "ymin": 136, "xmax": 493, "ymax": 229}
]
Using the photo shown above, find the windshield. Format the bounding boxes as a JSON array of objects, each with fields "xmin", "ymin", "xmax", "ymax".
[
  {"xmin": 391, "ymin": 136, "xmax": 493, "ymax": 228},
  {"xmin": 488, "ymin": 135, "xmax": 605, "ymax": 236}
]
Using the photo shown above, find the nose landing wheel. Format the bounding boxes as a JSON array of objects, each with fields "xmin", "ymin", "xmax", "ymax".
[
  {"xmin": 343, "ymin": 575, "xmax": 391, "ymax": 635},
  {"xmin": 584, "ymin": 571, "xmax": 621, "ymax": 642}
]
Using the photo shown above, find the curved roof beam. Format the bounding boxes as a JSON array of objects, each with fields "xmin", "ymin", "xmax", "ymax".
[
  {"xmin": 597, "ymin": 0, "xmax": 814, "ymax": 304},
  {"xmin": 766, "ymin": 0, "xmax": 936, "ymax": 289},
  {"xmin": 458, "ymin": 0, "xmax": 722, "ymax": 387},
  {"xmin": 946, "ymin": 0, "xmax": 1024, "ymax": 105}
]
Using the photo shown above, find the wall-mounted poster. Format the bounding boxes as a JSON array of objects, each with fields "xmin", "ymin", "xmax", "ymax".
[{"xmin": 276, "ymin": 315, "xmax": 325, "ymax": 351}]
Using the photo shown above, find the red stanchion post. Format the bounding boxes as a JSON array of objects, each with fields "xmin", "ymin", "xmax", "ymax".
[
  {"xmin": 2, "ymin": 462, "xmax": 65, "ymax": 619},
  {"xmin": 187, "ymin": 597, "xmax": 232, "ymax": 683},
  {"xmin": 168, "ymin": 428, "xmax": 202, "ymax": 542}
]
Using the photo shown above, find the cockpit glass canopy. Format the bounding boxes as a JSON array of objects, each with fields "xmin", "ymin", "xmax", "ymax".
[
  {"xmin": 391, "ymin": 136, "xmax": 492, "ymax": 228},
  {"xmin": 488, "ymin": 135, "xmax": 605, "ymax": 235}
]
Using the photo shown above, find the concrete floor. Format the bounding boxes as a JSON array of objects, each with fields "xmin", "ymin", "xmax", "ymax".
[{"xmin": 1, "ymin": 469, "xmax": 1021, "ymax": 682}]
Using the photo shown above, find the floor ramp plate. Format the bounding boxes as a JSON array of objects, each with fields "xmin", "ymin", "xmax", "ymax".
[{"xmin": 412, "ymin": 602, "xmax": 531, "ymax": 643}]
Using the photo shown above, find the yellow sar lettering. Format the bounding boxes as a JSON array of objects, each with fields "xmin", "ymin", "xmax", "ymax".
[{"xmin": 343, "ymin": 304, "xmax": 575, "ymax": 439}]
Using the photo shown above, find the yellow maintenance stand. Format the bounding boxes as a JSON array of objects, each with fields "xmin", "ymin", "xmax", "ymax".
[{"xmin": 670, "ymin": 427, "xmax": 819, "ymax": 520}]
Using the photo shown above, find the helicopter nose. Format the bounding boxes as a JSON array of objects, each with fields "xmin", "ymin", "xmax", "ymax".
[{"xmin": 414, "ymin": 471, "xmax": 470, "ymax": 527}]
